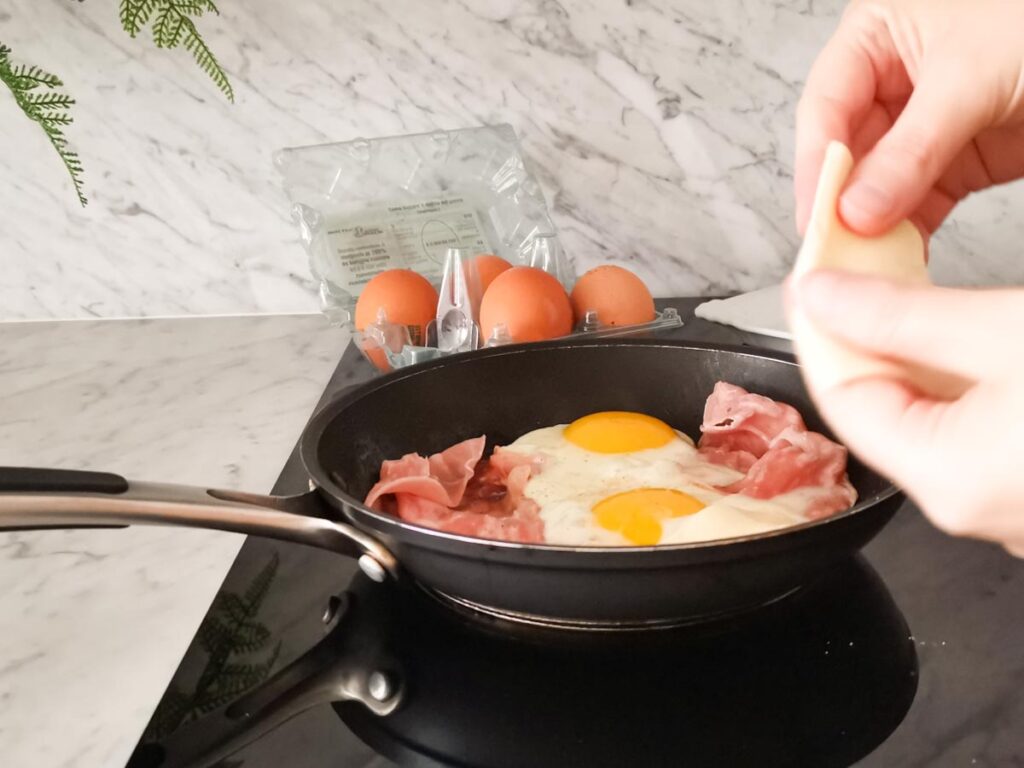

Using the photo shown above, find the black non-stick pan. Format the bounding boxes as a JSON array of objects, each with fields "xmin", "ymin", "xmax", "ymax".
[{"xmin": 0, "ymin": 340, "xmax": 904, "ymax": 631}]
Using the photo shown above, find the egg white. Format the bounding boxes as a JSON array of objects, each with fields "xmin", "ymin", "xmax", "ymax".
[{"xmin": 501, "ymin": 424, "xmax": 831, "ymax": 546}]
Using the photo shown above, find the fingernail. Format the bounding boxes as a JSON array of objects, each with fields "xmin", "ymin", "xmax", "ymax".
[{"xmin": 840, "ymin": 181, "xmax": 894, "ymax": 229}]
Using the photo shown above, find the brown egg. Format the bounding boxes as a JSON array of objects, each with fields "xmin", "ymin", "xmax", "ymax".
[
  {"xmin": 355, "ymin": 269, "xmax": 439, "ymax": 370},
  {"xmin": 480, "ymin": 266, "xmax": 573, "ymax": 343},
  {"xmin": 570, "ymin": 265, "xmax": 655, "ymax": 326},
  {"xmin": 472, "ymin": 254, "xmax": 513, "ymax": 295}
]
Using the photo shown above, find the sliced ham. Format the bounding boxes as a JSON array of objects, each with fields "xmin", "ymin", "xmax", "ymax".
[
  {"xmin": 364, "ymin": 439, "xmax": 545, "ymax": 544},
  {"xmin": 457, "ymin": 452, "xmax": 536, "ymax": 514},
  {"xmin": 397, "ymin": 493, "xmax": 544, "ymax": 543},
  {"xmin": 364, "ymin": 436, "xmax": 485, "ymax": 510},
  {"xmin": 427, "ymin": 436, "xmax": 487, "ymax": 505},
  {"xmin": 724, "ymin": 430, "xmax": 847, "ymax": 498},
  {"xmin": 698, "ymin": 383, "xmax": 855, "ymax": 517},
  {"xmin": 698, "ymin": 381, "xmax": 806, "ymax": 460},
  {"xmin": 490, "ymin": 446, "xmax": 544, "ymax": 477}
]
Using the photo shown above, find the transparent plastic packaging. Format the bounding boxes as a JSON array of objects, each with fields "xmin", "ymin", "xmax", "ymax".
[
  {"xmin": 275, "ymin": 124, "xmax": 567, "ymax": 325},
  {"xmin": 482, "ymin": 308, "xmax": 684, "ymax": 348},
  {"xmin": 435, "ymin": 247, "xmax": 481, "ymax": 354},
  {"xmin": 526, "ymin": 234, "xmax": 574, "ymax": 292},
  {"xmin": 349, "ymin": 280, "xmax": 682, "ymax": 372},
  {"xmin": 276, "ymin": 124, "xmax": 683, "ymax": 373}
]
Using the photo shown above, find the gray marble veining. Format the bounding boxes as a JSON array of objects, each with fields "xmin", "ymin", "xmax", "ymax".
[
  {"xmin": 1, "ymin": 0, "xmax": 1021, "ymax": 320},
  {"xmin": 0, "ymin": 314, "xmax": 348, "ymax": 768}
]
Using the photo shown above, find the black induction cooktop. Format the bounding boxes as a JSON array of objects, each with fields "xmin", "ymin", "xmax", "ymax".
[{"xmin": 128, "ymin": 299, "xmax": 1024, "ymax": 768}]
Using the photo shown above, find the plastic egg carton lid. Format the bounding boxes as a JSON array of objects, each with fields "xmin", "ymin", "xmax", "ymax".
[{"xmin": 274, "ymin": 124, "xmax": 570, "ymax": 326}]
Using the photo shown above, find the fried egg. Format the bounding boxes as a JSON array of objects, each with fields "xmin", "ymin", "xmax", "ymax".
[{"xmin": 500, "ymin": 411, "xmax": 819, "ymax": 547}]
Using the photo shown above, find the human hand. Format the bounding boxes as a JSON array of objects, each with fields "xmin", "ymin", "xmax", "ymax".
[
  {"xmin": 790, "ymin": 270, "xmax": 1024, "ymax": 554},
  {"xmin": 795, "ymin": 0, "xmax": 1024, "ymax": 239}
]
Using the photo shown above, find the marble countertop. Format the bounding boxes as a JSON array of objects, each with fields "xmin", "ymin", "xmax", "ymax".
[
  {"xmin": 2, "ymin": 0, "xmax": 1023, "ymax": 321},
  {"xmin": 0, "ymin": 313, "xmax": 348, "ymax": 768},
  {"xmin": 3, "ymin": 305, "xmax": 1024, "ymax": 767}
]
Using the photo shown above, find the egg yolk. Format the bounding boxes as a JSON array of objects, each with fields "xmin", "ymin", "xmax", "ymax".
[
  {"xmin": 593, "ymin": 488, "xmax": 706, "ymax": 545},
  {"xmin": 563, "ymin": 411, "xmax": 676, "ymax": 453}
]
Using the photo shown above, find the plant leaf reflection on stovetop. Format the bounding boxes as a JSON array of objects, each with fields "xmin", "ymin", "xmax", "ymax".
[{"xmin": 143, "ymin": 554, "xmax": 282, "ymax": 742}]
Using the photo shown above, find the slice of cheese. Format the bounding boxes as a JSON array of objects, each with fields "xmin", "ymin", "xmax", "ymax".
[{"xmin": 789, "ymin": 141, "xmax": 971, "ymax": 400}]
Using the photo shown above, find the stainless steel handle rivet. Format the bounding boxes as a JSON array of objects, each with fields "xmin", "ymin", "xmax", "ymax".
[
  {"xmin": 321, "ymin": 594, "xmax": 344, "ymax": 625},
  {"xmin": 367, "ymin": 671, "xmax": 394, "ymax": 702},
  {"xmin": 358, "ymin": 554, "xmax": 387, "ymax": 583}
]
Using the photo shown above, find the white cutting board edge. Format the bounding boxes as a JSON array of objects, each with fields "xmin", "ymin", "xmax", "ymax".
[{"xmin": 693, "ymin": 284, "xmax": 792, "ymax": 340}]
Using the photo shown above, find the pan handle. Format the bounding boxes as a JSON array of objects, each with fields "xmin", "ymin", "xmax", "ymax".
[{"xmin": 0, "ymin": 467, "xmax": 397, "ymax": 581}]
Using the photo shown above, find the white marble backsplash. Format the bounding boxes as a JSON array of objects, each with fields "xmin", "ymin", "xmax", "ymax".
[
  {"xmin": 0, "ymin": 314, "xmax": 347, "ymax": 768},
  {"xmin": 1, "ymin": 0, "xmax": 1022, "ymax": 320}
]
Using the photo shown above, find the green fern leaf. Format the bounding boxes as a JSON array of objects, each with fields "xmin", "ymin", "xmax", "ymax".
[
  {"xmin": 11, "ymin": 65, "xmax": 63, "ymax": 88},
  {"xmin": 25, "ymin": 92, "xmax": 75, "ymax": 109},
  {"xmin": 170, "ymin": 1, "xmax": 206, "ymax": 16},
  {"xmin": 0, "ymin": 44, "xmax": 86, "ymax": 206},
  {"xmin": 180, "ymin": 22, "xmax": 234, "ymax": 101},
  {"xmin": 120, "ymin": 0, "xmax": 157, "ymax": 37},
  {"xmin": 119, "ymin": 1, "xmax": 234, "ymax": 102},
  {"xmin": 152, "ymin": 5, "xmax": 184, "ymax": 48},
  {"xmin": 38, "ymin": 112, "xmax": 71, "ymax": 126}
]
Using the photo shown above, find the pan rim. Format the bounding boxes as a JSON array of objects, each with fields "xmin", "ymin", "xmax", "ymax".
[{"xmin": 301, "ymin": 338, "xmax": 904, "ymax": 555}]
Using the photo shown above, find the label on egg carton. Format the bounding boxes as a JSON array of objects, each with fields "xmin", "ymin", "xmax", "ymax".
[{"xmin": 324, "ymin": 195, "xmax": 493, "ymax": 297}]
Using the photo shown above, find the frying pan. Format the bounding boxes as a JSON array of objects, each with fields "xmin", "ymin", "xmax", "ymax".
[{"xmin": 0, "ymin": 339, "xmax": 905, "ymax": 630}]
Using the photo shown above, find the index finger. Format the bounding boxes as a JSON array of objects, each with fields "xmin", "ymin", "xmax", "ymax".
[{"xmin": 794, "ymin": 21, "xmax": 878, "ymax": 234}]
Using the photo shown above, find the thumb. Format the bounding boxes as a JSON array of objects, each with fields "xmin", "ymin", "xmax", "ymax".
[
  {"xmin": 838, "ymin": 67, "xmax": 989, "ymax": 235},
  {"xmin": 795, "ymin": 270, "xmax": 1022, "ymax": 382}
]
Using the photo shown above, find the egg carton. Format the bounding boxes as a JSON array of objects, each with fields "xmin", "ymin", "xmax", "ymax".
[
  {"xmin": 354, "ymin": 306, "xmax": 684, "ymax": 371},
  {"xmin": 275, "ymin": 124, "xmax": 571, "ymax": 325},
  {"xmin": 349, "ymin": 240, "xmax": 683, "ymax": 371}
]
